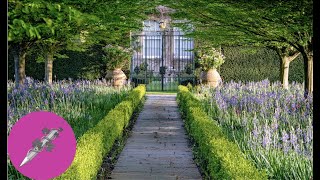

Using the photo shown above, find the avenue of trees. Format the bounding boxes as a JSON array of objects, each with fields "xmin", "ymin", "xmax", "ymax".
[
  {"xmin": 9, "ymin": 0, "xmax": 312, "ymax": 94},
  {"xmin": 163, "ymin": 0, "xmax": 313, "ymax": 94},
  {"xmin": 8, "ymin": 0, "xmax": 157, "ymax": 86}
]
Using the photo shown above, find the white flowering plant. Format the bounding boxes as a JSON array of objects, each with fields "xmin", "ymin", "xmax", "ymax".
[
  {"xmin": 102, "ymin": 44, "xmax": 133, "ymax": 69},
  {"xmin": 197, "ymin": 47, "xmax": 225, "ymax": 71}
]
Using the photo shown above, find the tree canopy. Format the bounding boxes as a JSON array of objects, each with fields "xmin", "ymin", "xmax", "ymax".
[
  {"xmin": 162, "ymin": 0, "xmax": 313, "ymax": 93},
  {"xmin": 8, "ymin": 0, "xmax": 160, "ymax": 84},
  {"xmin": 8, "ymin": 0, "xmax": 312, "ymax": 93}
]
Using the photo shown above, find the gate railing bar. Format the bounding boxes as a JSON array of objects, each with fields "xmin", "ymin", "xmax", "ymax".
[
  {"xmin": 161, "ymin": 30, "xmax": 164, "ymax": 91},
  {"xmin": 178, "ymin": 32, "xmax": 181, "ymax": 84},
  {"xmin": 129, "ymin": 36, "xmax": 132, "ymax": 84},
  {"xmin": 191, "ymin": 37, "xmax": 195, "ymax": 85},
  {"xmin": 144, "ymin": 34, "xmax": 147, "ymax": 87}
]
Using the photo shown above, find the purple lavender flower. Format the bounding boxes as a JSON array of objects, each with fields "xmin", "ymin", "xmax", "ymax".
[
  {"xmin": 273, "ymin": 107, "xmax": 280, "ymax": 119},
  {"xmin": 290, "ymin": 131, "xmax": 298, "ymax": 149},
  {"xmin": 62, "ymin": 88, "xmax": 69, "ymax": 95},
  {"xmin": 271, "ymin": 120, "xmax": 279, "ymax": 131},
  {"xmin": 281, "ymin": 131, "xmax": 290, "ymax": 153},
  {"xmin": 230, "ymin": 96, "xmax": 238, "ymax": 106},
  {"xmin": 193, "ymin": 80, "xmax": 312, "ymax": 158},
  {"xmin": 281, "ymin": 131, "xmax": 289, "ymax": 142},
  {"xmin": 304, "ymin": 126, "xmax": 313, "ymax": 143},
  {"xmin": 262, "ymin": 127, "xmax": 271, "ymax": 149},
  {"xmin": 296, "ymin": 128, "xmax": 303, "ymax": 139},
  {"xmin": 50, "ymin": 91, "xmax": 55, "ymax": 98}
]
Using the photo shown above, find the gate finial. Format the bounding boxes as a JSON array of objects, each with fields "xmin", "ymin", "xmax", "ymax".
[
  {"xmin": 156, "ymin": 5, "xmax": 175, "ymax": 29},
  {"xmin": 155, "ymin": 5, "xmax": 175, "ymax": 15}
]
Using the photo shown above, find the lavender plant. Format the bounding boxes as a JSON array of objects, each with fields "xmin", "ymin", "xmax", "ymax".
[
  {"xmin": 194, "ymin": 79, "xmax": 313, "ymax": 179},
  {"xmin": 7, "ymin": 77, "xmax": 131, "ymax": 180}
]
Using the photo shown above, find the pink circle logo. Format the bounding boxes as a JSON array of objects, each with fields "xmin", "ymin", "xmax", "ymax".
[{"xmin": 8, "ymin": 111, "xmax": 77, "ymax": 180}]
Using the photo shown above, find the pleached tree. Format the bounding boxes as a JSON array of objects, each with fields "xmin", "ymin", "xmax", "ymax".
[{"xmin": 163, "ymin": 0, "xmax": 312, "ymax": 94}]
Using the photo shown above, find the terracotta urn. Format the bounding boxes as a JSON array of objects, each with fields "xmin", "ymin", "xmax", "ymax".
[
  {"xmin": 112, "ymin": 68, "xmax": 127, "ymax": 87},
  {"xmin": 201, "ymin": 68, "xmax": 221, "ymax": 88}
]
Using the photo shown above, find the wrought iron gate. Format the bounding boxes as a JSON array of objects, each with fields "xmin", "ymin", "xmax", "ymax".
[{"xmin": 130, "ymin": 29, "xmax": 195, "ymax": 91}]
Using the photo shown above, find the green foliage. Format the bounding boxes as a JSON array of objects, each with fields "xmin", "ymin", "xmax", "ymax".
[
  {"xmin": 288, "ymin": 54, "xmax": 304, "ymax": 83},
  {"xmin": 62, "ymin": 0, "xmax": 158, "ymax": 47},
  {"xmin": 139, "ymin": 62, "xmax": 148, "ymax": 71},
  {"xmin": 186, "ymin": 82, "xmax": 193, "ymax": 91},
  {"xmin": 167, "ymin": 0, "xmax": 312, "ymax": 49},
  {"xmin": 134, "ymin": 65, "xmax": 140, "ymax": 75},
  {"xmin": 219, "ymin": 46, "xmax": 304, "ymax": 83},
  {"xmin": 55, "ymin": 85, "xmax": 146, "ymax": 180},
  {"xmin": 177, "ymin": 85, "xmax": 267, "ymax": 179},
  {"xmin": 8, "ymin": 0, "xmax": 88, "ymax": 44},
  {"xmin": 185, "ymin": 63, "xmax": 193, "ymax": 75},
  {"xmin": 8, "ymin": 0, "xmax": 99, "ymax": 84}
]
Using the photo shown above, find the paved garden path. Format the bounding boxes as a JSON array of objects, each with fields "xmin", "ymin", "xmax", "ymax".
[{"xmin": 110, "ymin": 94, "xmax": 202, "ymax": 179}]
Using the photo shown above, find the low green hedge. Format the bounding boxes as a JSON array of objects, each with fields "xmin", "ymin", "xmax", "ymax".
[
  {"xmin": 55, "ymin": 85, "xmax": 146, "ymax": 180},
  {"xmin": 177, "ymin": 85, "xmax": 267, "ymax": 179}
]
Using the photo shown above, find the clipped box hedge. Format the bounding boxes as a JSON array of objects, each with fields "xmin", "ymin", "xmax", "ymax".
[
  {"xmin": 55, "ymin": 85, "xmax": 146, "ymax": 180},
  {"xmin": 177, "ymin": 85, "xmax": 267, "ymax": 180}
]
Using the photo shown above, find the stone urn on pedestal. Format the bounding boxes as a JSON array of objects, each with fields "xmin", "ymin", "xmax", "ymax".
[
  {"xmin": 201, "ymin": 68, "xmax": 221, "ymax": 88},
  {"xmin": 198, "ymin": 47, "xmax": 225, "ymax": 88},
  {"xmin": 102, "ymin": 44, "xmax": 133, "ymax": 88},
  {"xmin": 112, "ymin": 68, "xmax": 127, "ymax": 87}
]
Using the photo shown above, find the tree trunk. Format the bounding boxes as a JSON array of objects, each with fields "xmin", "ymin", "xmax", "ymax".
[
  {"xmin": 307, "ymin": 58, "xmax": 313, "ymax": 94},
  {"xmin": 12, "ymin": 45, "xmax": 20, "ymax": 87},
  {"xmin": 45, "ymin": 52, "xmax": 54, "ymax": 84},
  {"xmin": 18, "ymin": 50, "xmax": 27, "ymax": 85},
  {"xmin": 296, "ymin": 41, "xmax": 313, "ymax": 95},
  {"xmin": 302, "ymin": 53, "xmax": 313, "ymax": 95},
  {"xmin": 275, "ymin": 46, "xmax": 300, "ymax": 90},
  {"xmin": 280, "ymin": 52, "xmax": 300, "ymax": 90},
  {"xmin": 281, "ymin": 57, "xmax": 290, "ymax": 90}
]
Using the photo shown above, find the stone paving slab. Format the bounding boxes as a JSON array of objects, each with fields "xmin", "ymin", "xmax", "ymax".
[
  {"xmin": 111, "ymin": 173, "xmax": 199, "ymax": 180},
  {"xmin": 110, "ymin": 94, "xmax": 202, "ymax": 179}
]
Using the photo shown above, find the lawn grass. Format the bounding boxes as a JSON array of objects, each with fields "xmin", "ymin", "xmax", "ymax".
[
  {"xmin": 146, "ymin": 80, "xmax": 179, "ymax": 91},
  {"xmin": 146, "ymin": 91, "xmax": 177, "ymax": 95}
]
